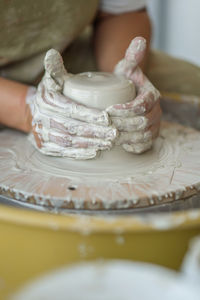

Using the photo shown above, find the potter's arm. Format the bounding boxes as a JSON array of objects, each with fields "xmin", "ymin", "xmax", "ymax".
[
  {"xmin": 0, "ymin": 77, "xmax": 32, "ymax": 132},
  {"xmin": 0, "ymin": 39, "xmax": 73, "ymax": 133},
  {"xmin": 94, "ymin": 9, "xmax": 151, "ymax": 72}
]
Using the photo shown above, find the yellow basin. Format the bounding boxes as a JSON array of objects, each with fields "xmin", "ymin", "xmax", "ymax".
[{"xmin": 0, "ymin": 204, "xmax": 200, "ymax": 299}]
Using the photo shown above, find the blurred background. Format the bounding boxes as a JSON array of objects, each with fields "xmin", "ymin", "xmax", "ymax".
[{"xmin": 148, "ymin": 0, "xmax": 200, "ymax": 66}]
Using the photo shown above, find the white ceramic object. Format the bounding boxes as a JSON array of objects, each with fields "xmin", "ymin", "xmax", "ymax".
[
  {"xmin": 63, "ymin": 72, "xmax": 136, "ymax": 109},
  {"xmin": 12, "ymin": 237, "xmax": 200, "ymax": 300}
]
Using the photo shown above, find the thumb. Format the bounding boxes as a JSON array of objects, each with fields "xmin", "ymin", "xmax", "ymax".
[
  {"xmin": 125, "ymin": 37, "xmax": 146, "ymax": 69},
  {"xmin": 44, "ymin": 49, "xmax": 67, "ymax": 88},
  {"xmin": 114, "ymin": 37, "xmax": 146, "ymax": 77}
]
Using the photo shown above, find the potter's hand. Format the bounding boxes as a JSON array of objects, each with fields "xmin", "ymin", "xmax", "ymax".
[
  {"xmin": 30, "ymin": 49, "xmax": 117, "ymax": 159},
  {"xmin": 107, "ymin": 37, "xmax": 161, "ymax": 154}
]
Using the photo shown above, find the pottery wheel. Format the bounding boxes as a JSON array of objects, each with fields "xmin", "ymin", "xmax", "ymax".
[{"xmin": 1, "ymin": 121, "xmax": 200, "ymax": 210}]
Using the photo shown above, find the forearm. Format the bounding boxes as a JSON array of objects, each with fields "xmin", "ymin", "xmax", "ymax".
[
  {"xmin": 0, "ymin": 77, "xmax": 32, "ymax": 132},
  {"xmin": 93, "ymin": 9, "xmax": 151, "ymax": 73}
]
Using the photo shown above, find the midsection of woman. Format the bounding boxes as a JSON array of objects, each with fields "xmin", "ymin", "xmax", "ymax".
[{"xmin": 0, "ymin": 0, "xmax": 99, "ymax": 84}]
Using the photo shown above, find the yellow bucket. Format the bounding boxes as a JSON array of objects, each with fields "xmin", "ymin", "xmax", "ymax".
[{"xmin": 0, "ymin": 204, "xmax": 200, "ymax": 299}]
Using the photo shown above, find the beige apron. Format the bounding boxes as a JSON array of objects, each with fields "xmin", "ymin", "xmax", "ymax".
[{"xmin": 0, "ymin": 0, "xmax": 99, "ymax": 84}]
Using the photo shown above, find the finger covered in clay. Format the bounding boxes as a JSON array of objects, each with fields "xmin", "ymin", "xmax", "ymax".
[
  {"xmin": 48, "ymin": 131, "xmax": 113, "ymax": 150},
  {"xmin": 33, "ymin": 124, "xmax": 114, "ymax": 156},
  {"xmin": 114, "ymin": 37, "xmax": 146, "ymax": 77},
  {"xmin": 106, "ymin": 73, "xmax": 160, "ymax": 118},
  {"xmin": 122, "ymin": 139, "xmax": 153, "ymax": 154},
  {"xmin": 120, "ymin": 121, "xmax": 160, "ymax": 154},
  {"xmin": 38, "ymin": 145, "xmax": 98, "ymax": 160},
  {"xmin": 116, "ymin": 121, "xmax": 160, "ymax": 145},
  {"xmin": 43, "ymin": 49, "xmax": 67, "ymax": 89},
  {"xmin": 32, "ymin": 126, "xmax": 105, "ymax": 159},
  {"xmin": 36, "ymin": 86, "xmax": 110, "ymax": 126},
  {"xmin": 49, "ymin": 118, "xmax": 117, "ymax": 141},
  {"xmin": 111, "ymin": 102, "xmax": 161, "ymax": 132}
]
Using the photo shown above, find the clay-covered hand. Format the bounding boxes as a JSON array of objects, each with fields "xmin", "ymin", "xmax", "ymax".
[
  {"xmin": 107, "ymin": 37, "xmax": 161, "ymax": 154},
  {"xmin": 29, "ymin": 49, "xmax": 117, "ymax": 159}
]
